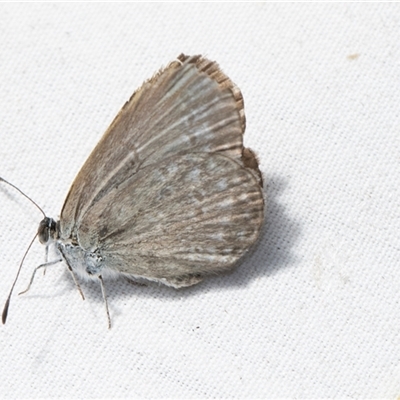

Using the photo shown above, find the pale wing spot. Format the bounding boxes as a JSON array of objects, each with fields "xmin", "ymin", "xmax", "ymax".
[
  {"xmin": 186, "ymin": 167, "xmax": 201, "ymax": 181},
  {"xmin": 182, "ymin": 253, "xmax": 233, "ymax": 263},
  {"xmin": 213, "ymin": 216, "xmax": 234, "ymax": 225},
  {"xmin": 210, "ymin": 232, "xmax": 224, "ymax": 241},
  {"xmin": 217, "ymin": 197, "xmax": 236, "ymax": 209},
  {"xmin": 238, "ymin": 193, "xmax": 251, "ymax": 202},
  {"xmin": 217, "ymin": 179, "xmax": 228, "ymax": 191},
  {"xmin": 166, "ymin": 163, "xmax": 179, "ymax": 175}
]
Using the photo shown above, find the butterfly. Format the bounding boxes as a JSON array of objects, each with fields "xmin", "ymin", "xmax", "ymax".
[{"xmin": 2, "ymin": 54, "xmax": 265, "ymax": 328}]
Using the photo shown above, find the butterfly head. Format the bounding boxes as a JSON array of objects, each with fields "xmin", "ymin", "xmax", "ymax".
[{"xmin": 38, "ymin": 217, "xmax": 58, "ymax": 245}]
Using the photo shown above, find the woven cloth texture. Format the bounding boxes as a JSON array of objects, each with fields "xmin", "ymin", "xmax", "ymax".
[{"xmin": 0, "ymin": 4, "xmax": 399, "ymax": 399}]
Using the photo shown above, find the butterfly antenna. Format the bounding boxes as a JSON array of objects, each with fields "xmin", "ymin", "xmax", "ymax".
[
  {"xmin": 2, "ymin": 233, "xmax": 38, "ymax": 324},
  {"xmin": 0, "ymin": 177, "xmax": 46, "ymax": 218},
  {"xmin": 0, "ymin": 177, "xmax": 47, "ymax": 324},
  {"xmin": 98, "ymin": 276, "xmax": 111, "ymax": 329}
]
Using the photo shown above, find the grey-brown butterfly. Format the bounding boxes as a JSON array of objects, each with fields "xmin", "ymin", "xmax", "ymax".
[{"xmin": 2, "ymin": 54, "xmax": 265, "ymax": 328}]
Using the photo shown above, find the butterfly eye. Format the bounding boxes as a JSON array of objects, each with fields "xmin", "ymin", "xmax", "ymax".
[{"xmin": 37, "ymin": 217, "xmax": 57, "ymax": 244}]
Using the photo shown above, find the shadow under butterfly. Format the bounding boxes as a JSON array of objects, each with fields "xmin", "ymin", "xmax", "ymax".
[{"xmin": 2, "ymin": 54, "xmax": 265, "ymax": 328}]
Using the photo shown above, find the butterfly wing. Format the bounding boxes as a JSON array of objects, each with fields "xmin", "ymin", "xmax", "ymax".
[
  {"xmin": 60, "ymin": 54, "xmax": 259, "ymax": 241},
  {"xmin": 76, "ymin": 153, "xmax": 264, "ymax": 287}
]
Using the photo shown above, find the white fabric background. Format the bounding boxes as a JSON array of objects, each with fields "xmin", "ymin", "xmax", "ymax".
[{"xmin": 0, "ymin": 3, "xmax": 399, "ymax": 399}]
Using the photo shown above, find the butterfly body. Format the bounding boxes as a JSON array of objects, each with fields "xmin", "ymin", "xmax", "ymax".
[{"xmin": 3, "ymin": 54, "xmax": 265, "ymax": 327}]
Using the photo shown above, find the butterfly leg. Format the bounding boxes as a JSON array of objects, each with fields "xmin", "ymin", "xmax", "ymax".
[
  {"xmin": 98, "ymin": 275, "xmax": 111, "ymax": 329},
  {"xmin": 19, "ymin": 258, "xmax": 63, "ymax": 295},
  {"xmin": 64, "ymin": 261, "xmax": 85, "ymax": 301},
  {"xmin": 43, "ymin": 244, "xmax": 49, "ymax": 276},
  {"xmin": 55, "ymin": 243, "xmax": 85, "ymax": 300}
]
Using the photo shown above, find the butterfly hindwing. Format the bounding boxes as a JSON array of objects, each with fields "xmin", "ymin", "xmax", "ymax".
[{"xmin": 76, "ymin": 153, "xmax": 264, "ymax": 287}]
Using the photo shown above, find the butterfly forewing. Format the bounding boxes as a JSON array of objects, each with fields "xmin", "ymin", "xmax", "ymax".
[{"xmin": 60, "ymin": 55, "xmax": 248, "ymax": 240}]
